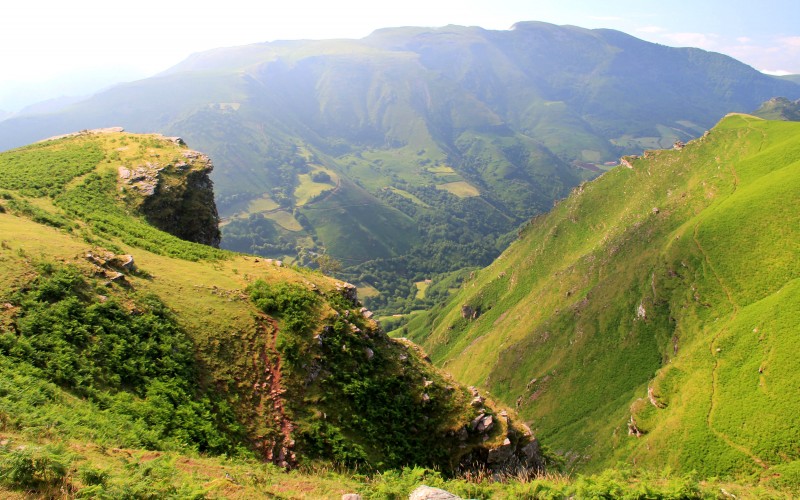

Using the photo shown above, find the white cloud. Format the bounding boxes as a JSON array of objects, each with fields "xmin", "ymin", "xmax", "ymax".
[
  {"xmin": 760, "ymin": 69, "xmax": 793, "ymax": 76},
  {"xmin": 589, "ymin": 16, "xmax": 624, "ymax": 22},
  {"xmin": 637, "ymin": 26, "xmax": 666, "ymax": 34},
  {"xmin": 660, "ymin": 32, "xmax": 719, "ymax": 50},
  {"xmin": 737, "ymin": 37, "xmax": 752, "ymax": 43},
  {"xmin": 779, "ymin": 36, "xmax": 800, "ymax": 48}
]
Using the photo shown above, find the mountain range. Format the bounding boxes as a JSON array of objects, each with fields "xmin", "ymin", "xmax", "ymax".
[
  {"xmin": 1, "ymin": 21, "xmax": 798, "ymax": 313},
  {"xmin": 1, "ymin": 20, "xmax": 800, "ymax": 495}
]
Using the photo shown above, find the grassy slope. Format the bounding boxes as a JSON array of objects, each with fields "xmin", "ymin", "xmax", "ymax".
[
  {"xmin": 404, "ymin": 115, "xmax": 800, "ymax": 478},
  {"xmin": 0, "ymin": 128, "xmax": 795, "ymax": 500},
  {"xmin": 0, "ymin": 132, "xmax": 558, "ymax": 498}
]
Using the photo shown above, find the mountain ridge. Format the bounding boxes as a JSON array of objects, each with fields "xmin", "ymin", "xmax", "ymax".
[
  {"xmin": 402, "ymin": 114, "xmax": 800, "ymax": 477},
  {"xmin": 0, "ymin": 22, "xmax": 798, "ymax": 315}
]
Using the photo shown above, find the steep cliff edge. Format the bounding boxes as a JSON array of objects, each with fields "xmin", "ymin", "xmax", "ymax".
[{"xmin": 111, "ymin": 132, "xmax": 221, "ymax": 247}]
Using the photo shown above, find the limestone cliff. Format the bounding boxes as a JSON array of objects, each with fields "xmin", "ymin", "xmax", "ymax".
[{"xmin": 117, "ymin": 137, "xmax": 221, "ymax": 247}]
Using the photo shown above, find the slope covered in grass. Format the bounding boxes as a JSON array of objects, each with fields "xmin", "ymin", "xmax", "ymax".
[
  {"xmin": 404, "ymin": 115, "xmax": 800, "ymax": 478},
  {"xmin": 0, "ymin": 130, "xmax": 548, "ymax": 497}
]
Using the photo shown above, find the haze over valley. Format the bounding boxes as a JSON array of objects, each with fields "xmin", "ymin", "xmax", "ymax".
[{"xmin": 1, "ymin": 2, "xmax": 800, "ymax": 497}]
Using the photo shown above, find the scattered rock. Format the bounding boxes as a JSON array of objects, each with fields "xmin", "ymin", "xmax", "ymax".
[
  {"xmin": 470, "ymin": 396, "xmax": 484, "ymax": 408},
  {"xmin": 165, "ymin": 136, "xmax": 186, "ymax": 146},
  {"xmin": 636, "ymin": 302, "xmax": 646, "ymax": 320},
  {"xmin": 364, "ymin": 347, "xmax": 374, "ymax": 360},
  {"xmin": 424, "ymin": 380, "xmax": 434, "ymax": 388},
  {"xmin": 471, "ymin": 414, "xmax": 493, "ymax": 433},
  {"xmin": 409, "ymin": 485, "xmax": 461, "ymax": 500},
  {"xmin": 422, "ymin": 393, "xmax": 431, "ymax": 403},
  {"xmin": 627, "ymin": 416, "xmax": 643, "ymax": 437},
  {"xmin": 488, "ymin": 438, "xmax": 514, "ymax": 464},
  {"xmin": 341, "ymin": 494, "xmax": 362, "ymax": 500},
  {"xmin": 461, "ymin": 304, "xmax": 479, "ymax": 320},
  {"xmin": 335, "ymin": 282, "xmax": 359, "ymax": 305},
  {"xmin": 647, "ymin": 386, "xmax": 666, "ymax": 409}
]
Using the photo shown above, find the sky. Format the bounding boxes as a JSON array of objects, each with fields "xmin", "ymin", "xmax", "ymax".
[{"xmin": 1, "ymin": 0, "xmax": 799, "ymax": 111}]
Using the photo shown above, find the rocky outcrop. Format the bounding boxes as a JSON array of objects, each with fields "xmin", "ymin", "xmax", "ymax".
[
  {"xmin": 461, "ymin": 304, "xmax": 479, "ymax": 320},
  {"xmin": 452, "ymin": 387, "xmax": 545, "ymax": 475},
  {"xmin": 127, "ymin": 148, "xmax": 222, "ymax": 247},
  {"xmin": 409, "ymin": 486, "xmax": 461, "ymax": 500},
  {"xmin": 335, "ymin": 282, "xmax": 359, "ymax": 305}
]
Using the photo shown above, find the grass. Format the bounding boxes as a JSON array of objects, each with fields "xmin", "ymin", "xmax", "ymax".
[
  {"xmin": 265, "ymin": 210, "xmax": 304, "ymax": 231},
  {"xmin": 295, "ymin": 166, "xmax": 339, "ymax": 207},
  {"xmin": 436, "ymin": 181, "xmax": 480, "ymax": 198},
  {"xmin": 385, "ymin": 187, "xmax": 429, "ymax": 207},
  {"xmin": 245, "ymin": 193, "xmax": 280, "ymax": 213},
  {"xmin": 0, "ymin": 435, "xmax": 793, "ymax": 499},
  {"xmin": 407, "ymin": 115, "xmax": 800, "ymax": 477},
  {"xmin": 415, "ymin": 280, "xmax": 430, "ymax": 300},
  {"xmin": 358, "ymin": 282, "xmax": 381, "ymax": 298}
]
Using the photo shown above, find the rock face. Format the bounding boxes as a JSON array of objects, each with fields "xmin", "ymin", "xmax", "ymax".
[
  {"xmin": 454, "ymin": 387, "xmax": 545, "ymax": 475},
  {"xmin": 125, "ymin": 148, "xmax": 222, "ymax": 247},
  {"xmin": 409, "ymin": 486, "xmax": 461, "ymax": 500},
  {"xmin": 461, "ymin": 305, "xmax": 479, "ymax": 320}
]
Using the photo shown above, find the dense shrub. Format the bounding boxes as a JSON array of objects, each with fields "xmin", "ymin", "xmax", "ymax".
[{"xmin": 0, "ymin": 263, "xmax": 245, "ymax": 455}]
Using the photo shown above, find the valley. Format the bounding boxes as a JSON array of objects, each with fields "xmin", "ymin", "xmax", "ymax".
[
  {"xmin": 2, "ymin": 22, "xmax": 798, "ymax": 316},
  {"xmin": 0, "ymin": 16, "xmax": 799, "ymax": 499}
]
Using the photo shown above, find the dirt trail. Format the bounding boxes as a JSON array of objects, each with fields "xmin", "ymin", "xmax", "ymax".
[{"xmin": 257, "ymin": 316, "xmax": 295, "ymax": 468}]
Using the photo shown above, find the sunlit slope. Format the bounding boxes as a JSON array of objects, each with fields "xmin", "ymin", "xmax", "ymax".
[
  {"xmin": 0, "ymin": 131, "xmax": 542, "ymax": 475},
  {"xmin": 404, "ymin": 115, "xmax": 800, "ymax": 476}
]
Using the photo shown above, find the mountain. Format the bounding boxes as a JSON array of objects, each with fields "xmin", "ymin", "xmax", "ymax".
[
  {"xmin": 0, "ymin": 129, "xmax": 544, "ymax": 489},
  {"xmin": 1, "ymin": 22, "xmax": 798, "ymax": 314},
  {"xmin": 753, "ymin": 96, "xmax": 800, "ymax": 121},
  {"xmin": 402, "ymin": 115, "xmax": 800, "ymax": 478}
]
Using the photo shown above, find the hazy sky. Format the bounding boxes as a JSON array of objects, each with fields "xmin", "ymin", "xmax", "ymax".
[{"xmin": 2, "ymin": 0, "xmax": 799, "ymax": 110}]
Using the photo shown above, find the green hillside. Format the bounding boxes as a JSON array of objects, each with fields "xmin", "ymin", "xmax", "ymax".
[
  {"xmin": 753, "ymin": 96, "xmax": 800, "ymax": 121},
  {"xmin": 403, "ymin": 115, "xmax": 800, "ymax": 479},
  {"xmin": 0, "ymin": 131, "xmax": 554, "ymax": 499},
  {"xmin": 1, "ymin": 23, "xmax": 797, "ymax": 315}
]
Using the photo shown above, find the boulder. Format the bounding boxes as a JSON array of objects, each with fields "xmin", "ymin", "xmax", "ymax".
[
  {"xmin": 460, "ymin": 304, "xmax": 479, "ymax": 319},
  {"xmin": 336, "ymin": 282, "xmax": 359, "ymax": 305},
  {"xmin": 409, "ymin": 485, "xmax": 461, "ymax": 500},
  {"xmin": 487, "ymin": 438, "xmax": 514, "ymax": 464}
]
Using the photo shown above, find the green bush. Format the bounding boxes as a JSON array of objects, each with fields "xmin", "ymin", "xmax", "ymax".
[
  {"xmin": 0, "ymin": 262, "xmax": 245, "ymax": 455},
  {"xmin": 247, "ymin": 280, "xmax": 318, "ymax": 335},
  {"xmin": 0, "ymin": 446, "xmax": 69, "ymax": 491}
]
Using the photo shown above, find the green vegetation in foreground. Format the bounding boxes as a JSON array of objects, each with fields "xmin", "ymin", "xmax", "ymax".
[
  {"xmin": 404, "ymin": 115, "xmax": 800, "ymax": 478},
  {"xmin": 0, "ymin": 438, "xmax": 794, "ymax": 499}
]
